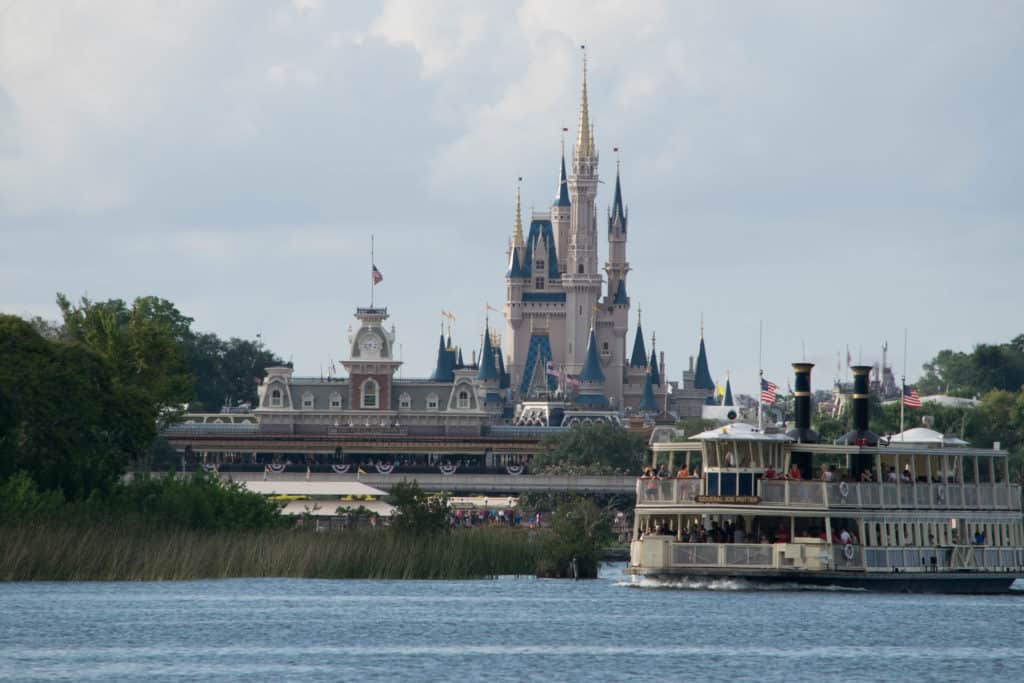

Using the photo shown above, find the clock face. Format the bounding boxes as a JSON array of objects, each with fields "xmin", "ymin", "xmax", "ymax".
[{"xmin": 360, "ymin": 335, "xmax": 380, "ymax": 353}]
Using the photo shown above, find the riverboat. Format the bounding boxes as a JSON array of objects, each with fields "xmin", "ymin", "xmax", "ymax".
[{"xmin": 628, "ymin": 364, "xmax": 1024, "ymax": 593}]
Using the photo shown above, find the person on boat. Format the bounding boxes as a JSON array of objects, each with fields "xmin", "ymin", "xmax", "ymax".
[
  {"xmin": 886, "ymin": 466, "xmax": 898, "ymax": 482},
  {"xmin": 860, "ymin": 468, "xmax": 874, "ymax": 482},
  {"xmin": 657, "ymin": 463, "xmax": 670, "ymax": 479},
  {"xmin": 676, "ymin": 464, "xmax": 689, "ymax": 478},
  {"xmin": 764, "ymin": 464, "xmax": 777, "ymax": 479},
  {"xmin": 690, "ymin": 466, "xmax": 701, "ymax": 478},
  {"xmin": 639, "ymin": 466, "xmax": 653, "ymax": 479},
  {"xmin": 775, "ymin": 524, "xmax": 790, "ymax": 543},
  {"xmin": 839, "ymin": 528, "xmax": 852, "ymax": 544},
  {"xmin": 788, "ymin": 464, "xmax": 801, "ymax": 480},
  {"xmin": 819, "ymin": 465, "xmax": 831, "ymax": 482}
]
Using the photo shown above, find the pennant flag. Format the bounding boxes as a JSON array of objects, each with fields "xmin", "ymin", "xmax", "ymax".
[
  {"xmin": 761, "ymin": 378, "xmax": 778, "ymax": 405},
  {"xmin": 372, "ymin": 265, "xmax": 383, "ymax": 285},
  {"xmin": 903, "ymin": 385, "xmax": 921, "ymax": 408}
]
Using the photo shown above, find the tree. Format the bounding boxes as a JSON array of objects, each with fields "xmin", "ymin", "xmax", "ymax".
[
  {"xmin": 0, "ymin": 315, "xmax": 150, "ymax": 499},
  {"xmin": 389, "ymin": 480, "xmax": 449, "ymax": 535},
  {"xmin": 536, "ymin": 496, "xmax": 612, "ymax": 578},
  {"xmin": 533, "ymin": 423, "xmax": 646, "ymax": 475}
]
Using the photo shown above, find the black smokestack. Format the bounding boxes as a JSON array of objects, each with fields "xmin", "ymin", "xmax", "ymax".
[
  {"xmin": 836, "ymin": 365, "xmax": 879, "ymax": 446},
  {"xmin": 786, "ymin": 362, "xmax": 819, "ymax": 443}
]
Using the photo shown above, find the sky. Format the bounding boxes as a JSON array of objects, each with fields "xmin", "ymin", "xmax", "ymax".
[{"xmin": 1, "ymin": 1, "xmax": 1022, "ymax": 396}]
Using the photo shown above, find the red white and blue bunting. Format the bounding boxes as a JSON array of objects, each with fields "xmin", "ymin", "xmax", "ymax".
[
  {"xmin": 438, "ymin": 462, "xmax": 459, "ymax": 476},
  {"xmin": 375, "ymin": 462, "xmax": 395, "ymax": 475},
  {"xmin": 505, "ymin": 463, "xmax": 525, "ymax": 476},
  {"xmin": 268, "ymin": 464, "xmax": 287, "ymax": 474},
  {"xmin": 330, "ymin": 464, "xmax": 351, "ymax": 474}
]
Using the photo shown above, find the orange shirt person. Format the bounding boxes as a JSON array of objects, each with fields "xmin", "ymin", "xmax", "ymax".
[
  {"xmin": 676, "ymin": 465, "xmax": 689, "ymax": 479},
  {"xmin": 788, "ymin": 464, "xmax": 801, "ymax": 480}
]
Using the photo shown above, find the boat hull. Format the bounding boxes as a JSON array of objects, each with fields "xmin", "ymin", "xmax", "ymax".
[{"xmin": 627, "ymin": 566, "xmax": 1022, "ymax": 594}]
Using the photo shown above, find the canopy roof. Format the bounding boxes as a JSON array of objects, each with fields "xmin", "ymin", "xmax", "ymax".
[
  {"xmin": 881, "ymin": 427, "xmax": 969, "ymax": 447},
  {"xmin": 691, "ymin": 422, "xmax": 794, "ymax": 442},
  {"xmin": 242, "ymin": 481, "xmax": 388, "ymax": 497}
]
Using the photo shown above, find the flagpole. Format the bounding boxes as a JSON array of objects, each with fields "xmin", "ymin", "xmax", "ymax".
[
  {"xmin": 758, "ymin": 320, "xmax": 763, "ymax": 430},
  {"xmin": 370, "ymin": 235, "xmax": 375, "ymax": 308},
  {"xmin": 900, "ymin": 328, "xmax": 908, "ymax": 435}
]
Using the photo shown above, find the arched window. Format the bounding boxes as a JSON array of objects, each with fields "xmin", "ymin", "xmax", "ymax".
[
  {"xmin": 426, "ymin": 393, "xmax": 439, "ymax": 411},
  {"xmin": 577, "ymin": 264, "xmax": 584, "ymax": 274},
  {"xmin": 329, "ymin": 392, "xmax": 342, "ymax": 409},
  {"xmin": 361, "ymin": 379, "xmax": 378, "ymax": 409},
  {"xmin": 270, "ymin": 388, "xmax": 283, "ymax": 408},
  {"xmin": 302, "ymin": 392, "xmax": 314, "ymax": 409},
  {"xmin": 399, "ymin": 393, "xmax": 411, "ymax": 410},
  {"xmin": 457, "ymin": 390, "xmax": 470, "ymax": 409}
]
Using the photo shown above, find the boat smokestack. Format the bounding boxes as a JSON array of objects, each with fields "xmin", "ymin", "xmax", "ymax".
[
  {"xmin": 836, "ymin": 364, "xmax": 879, "ymax": 446},
  {"xmin": 786, "ymin": 362, "xmax": 819, "ymax": 443}
]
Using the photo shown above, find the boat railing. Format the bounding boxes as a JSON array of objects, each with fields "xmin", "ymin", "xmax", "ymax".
[
  {"xmin": 636, "ymin": 478, "xmax": 703, "ymax": 504},
  {"xmin": 757, "ymin": 479, "xmax": 1021, "ymax": 511},
  {"xmin": 671, "ymin": 543, "xmax": 773, "ymax": 568}
]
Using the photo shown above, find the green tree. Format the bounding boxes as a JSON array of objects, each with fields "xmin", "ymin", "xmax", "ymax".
[
  {"xmin": 536, "ymin": 496, "xmax": 612, "ymax": 578},
  {"xmin": 0, "ymin": 315, "xmax": 149, "ymax": 498},
  {"xmin": 389, "ymin": 480, "xmax": 449, "ymax": 535},
  {"xmin": 534, "ymin": 423, "xmax": 646, "ymax": 475}
]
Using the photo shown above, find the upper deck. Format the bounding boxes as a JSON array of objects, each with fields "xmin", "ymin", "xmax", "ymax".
[{"xmin": 643, "ymin": 439, "xmax": 1022, "ymax": 513}]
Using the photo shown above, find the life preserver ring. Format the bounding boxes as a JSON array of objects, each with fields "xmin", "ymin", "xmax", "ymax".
[
  {"xmin": 838, "ymin": 481, "xmax": 850, "ymax": 500},
  {"xmin": 843, "ymin": 543, "xmax": 855, "ymax": 561},
  {"xmin": 936, "ymin": 485, "xmax": 945, "ymax": 501}
]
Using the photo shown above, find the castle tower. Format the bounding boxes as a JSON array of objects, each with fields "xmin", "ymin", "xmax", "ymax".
[
  {"xmin": 606, "ymin": 160, "xmax": 629, "ymax": 305},
  {"xmin": 552, "ymin": 146, "xmax": 571, "ymax": 276},
  {"xmin": 562, "ymin": 52, "xmax": 603, "ymax": 375}
]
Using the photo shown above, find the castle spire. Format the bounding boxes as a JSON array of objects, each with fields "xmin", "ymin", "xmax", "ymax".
[
  {"xmin": 477, "ymin": 321, "xmax": 499, "ymax": 381},
  {"xmin": 575, "ymin": 46, "xmax": 594, "ymax": 160},
  {"xmin": 554, "ymin": 145, "xmax": 571, "ymax": 207},
  {"xmin": 610, "ymin": 158, "xmax": 626, "ymax": 231},
  {"xmin": 512, "ymin": 179, "xmax": 524, "ymax": 248}
]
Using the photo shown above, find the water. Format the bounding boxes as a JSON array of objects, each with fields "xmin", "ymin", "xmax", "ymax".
[{"xmin": 1, "ymin": 566, "xmax": 1022, "ymax": 682}]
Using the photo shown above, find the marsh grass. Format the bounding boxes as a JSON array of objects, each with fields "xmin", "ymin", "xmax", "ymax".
[{"xmin": 0, "ymin": 524, "xmax": 541, "ymax": 581}]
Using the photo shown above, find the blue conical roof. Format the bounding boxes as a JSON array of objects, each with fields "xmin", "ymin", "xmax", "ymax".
[
  {"xmin": 639, "ymin": 372, "xmax": 657, "ymax": 412},
  {"xmin": 609, "ymin": 168, "xmax": 626, "ymax": 232},
  {"xmin": 649, "ymin": 348, "xmax": 661, "ymax": 386},
  {"xmin": 507, "ymin": 246, "xmax": 526, "ymax": 278},
  {"xmin": 578, "ymin": 328, "xmax": 605, "ymax": 383},
  {"xmin": 693, "ymin": 336, "xmax": 714, "ymax": 391},
  {"xmin": 554, "ymin": 153, "xmax": 571, "ymax": 207},
  {"xmin": 612, "ymin": 278, "xmax": 627, "ymax": 305},
  {"xmin": 477, "ymin": 325, "xmax": 499, "ymax": 382},
  {"xmin": 723, "ymin": 378, "xmax": 734, "ymax": 406},
  {"xmin": 430, "ymin": 333, "xmax": 454, "ymax": 382},
  {"xmin": 496, "ymin": 343, "xmax": 509, "ymax": 389},
  {"xmin": 629, "ymin": 324, "xmax": 647, "ymax": 368},
  {"xmin": 456, "ymin": 348, "xmax": 465, "ymax": 369}
]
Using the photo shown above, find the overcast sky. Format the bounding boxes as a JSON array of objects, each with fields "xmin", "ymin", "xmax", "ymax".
[{"xmin": 2, "ymin": 1, "xmax": 1021, "ymax": 396}]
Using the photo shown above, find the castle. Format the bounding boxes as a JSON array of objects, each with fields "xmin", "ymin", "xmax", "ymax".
[{"xmin": 254, "ymin": 56, "xmax": 721, "ymax": 430}]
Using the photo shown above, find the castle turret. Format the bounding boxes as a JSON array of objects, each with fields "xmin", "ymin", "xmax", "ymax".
[
  {"xmin": 722, "ymin": 377, "xmax": 733, "ymax": 407},
  {"xmin": 605, "ymin": 160, "xmax": 629, "ymax": 304},
  {"xmin": 629, "ymin": 317, "xmax": 647, "ymax": 369},
  {"xmin": 430, "ymin": 328, "xmax": 454, "ymax": 382},
  {"xmin": 552, "ymin": 147, "xmax": 571, "ymax": 274}
]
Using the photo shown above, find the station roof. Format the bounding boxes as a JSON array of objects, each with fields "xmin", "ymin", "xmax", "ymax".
[{"xmin": 241, "ymin": 481, "xmax": 388, "ymax": 497}]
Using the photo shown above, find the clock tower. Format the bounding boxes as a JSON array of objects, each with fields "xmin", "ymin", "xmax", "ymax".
[{"xmin": 342, "ymin": 306, "xmax": 401, "ymax": 412}]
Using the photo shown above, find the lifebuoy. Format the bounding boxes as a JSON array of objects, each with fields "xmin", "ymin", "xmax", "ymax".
[
  {"xmin": 838, "ymin": 481, "xmax": 850, "ymax": 499},
  {"xmin": 506, "ymin": 463, "xmax": 525, "ymax": 476},
  {"xmin": 843, "ymin": 543, "xmax": 855, "ymax": 561}
]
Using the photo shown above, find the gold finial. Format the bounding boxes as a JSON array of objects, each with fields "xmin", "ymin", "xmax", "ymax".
[
  {"xmin": 637, "ymin": 304, "xmax": 642, "ymax": 327},
  {"xmin": 651, "ymin": 331, "xmax": 656, "ymax": 349},
  {"xmin": 700, "ymin": 312, "xmax": 704, "ymax": 339},
  {"xmin": 575, "ymin": 45, "xmax": 593, "ymax": 159}
]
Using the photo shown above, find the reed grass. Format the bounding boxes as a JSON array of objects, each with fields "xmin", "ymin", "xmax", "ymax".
[{"xmin": 0, "ymin": 523, "xmax": 541, "ymax": 581}]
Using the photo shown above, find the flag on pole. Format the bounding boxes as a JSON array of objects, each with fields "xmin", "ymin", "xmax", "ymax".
[
  {"xmin": 372, "ymin": 265, "xmax": 383, "ymax": 285},
  {"xmin": 760, "ymin": 378, "xmax": 778, "ymax": 404},
  {"xmin": 902, "ymin": 385, "xmax": 921, "ymax": 408},
  {"xmin": 846, "ymin": 346, "xmax": 852, "ymax": 367},
  {"xmin": 545, "ymin": 361, "xmax": 559, "ymax": 378}
]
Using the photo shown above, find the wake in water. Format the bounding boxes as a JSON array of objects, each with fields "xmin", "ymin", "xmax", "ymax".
[{"xmin": 618, "ymin": 575, "xmax": 866, "ymax": 592}]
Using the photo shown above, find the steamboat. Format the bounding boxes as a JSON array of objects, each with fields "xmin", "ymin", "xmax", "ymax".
[{"xmin": 628, "ymin": 364, "xmax": 1024, "ymax": 593}]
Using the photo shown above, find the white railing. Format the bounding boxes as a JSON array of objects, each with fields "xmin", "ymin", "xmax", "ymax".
[
  {"xmin": 670, "ymin": 543, "xmax": 773, "ymax": 568},
  {"xmin": 641, "ymin": 478, "xmax": 1021, "ymax": 512}
]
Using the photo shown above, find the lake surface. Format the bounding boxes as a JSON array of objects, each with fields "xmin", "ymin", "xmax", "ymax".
[{"xmin": 1, "ymin": 566, "xmax": 1022, "ymax": 682}]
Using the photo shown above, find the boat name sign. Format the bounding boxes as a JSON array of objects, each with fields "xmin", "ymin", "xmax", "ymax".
[{"xmin": 695, "ymin": 495, "xmax": 761, "ymax": 505}]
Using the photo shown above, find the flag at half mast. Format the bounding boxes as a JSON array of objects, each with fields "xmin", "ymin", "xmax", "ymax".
[
  {"xmin": 761, "ymin": 378, "xmax": 778, "ymax": 404},
  {"xmin": 372, "ymin": 265, "xmax": 383, "ymax": 285},
  {"xmin": 903, "ymin": 385, "xmax": 921, "ymax": 408}
]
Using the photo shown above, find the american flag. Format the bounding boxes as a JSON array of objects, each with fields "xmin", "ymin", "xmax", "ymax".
[
  {"xmin": 903, "ymin": 385, "xmax": 921, "ymax": 408},
  {"xmin": 545, "ymin": 361, "xmax": 559, "ymax": 378},
  {"xmin": 372, "ymin": 265, "xmax": 383, "ymax": 285},
  {"xmin": 760, "ymin": 378, "xmax": 778, "ymax": 404}
]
